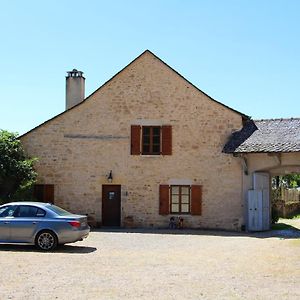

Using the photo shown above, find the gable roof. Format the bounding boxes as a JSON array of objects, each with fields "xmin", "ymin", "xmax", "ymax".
[
  {"xmin": 19, "ymin": 50, "xmax": 249, "ymax": 139},
  {"xmin": 223, "ymin": 118, "xmax": 300, "ymax": 153}
]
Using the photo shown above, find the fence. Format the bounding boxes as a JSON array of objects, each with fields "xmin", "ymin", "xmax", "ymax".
[{"xmin": 272, "ymin": 188, "xmax": 300, "ymax": 218}]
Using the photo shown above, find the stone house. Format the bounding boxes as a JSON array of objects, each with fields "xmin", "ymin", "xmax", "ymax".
[{"xmin": 20, "ymin": 50, "xmax": 300, "ymax": 231}]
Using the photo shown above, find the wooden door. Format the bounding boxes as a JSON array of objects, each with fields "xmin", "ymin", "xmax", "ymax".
[
  {"xmin": 248, "ymin": 190, "xmax": 263, "ymax": 231},
  {"xmin": 102, "ymin": 185, "xmax": 121, "ymax": 226},
  {"xmin": 253, "ymin": 172, "xmax": 270, "ymax": 230}
]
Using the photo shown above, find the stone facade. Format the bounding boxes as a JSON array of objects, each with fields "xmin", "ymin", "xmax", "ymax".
[{"xmin": 21, "ymin": 51, "xmax": 245, "ymax": 230}]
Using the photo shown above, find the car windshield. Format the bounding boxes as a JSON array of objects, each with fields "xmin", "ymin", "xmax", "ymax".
[{"xmin": 47, "ymin": 205, "xmax": 73, "ymax": 216}]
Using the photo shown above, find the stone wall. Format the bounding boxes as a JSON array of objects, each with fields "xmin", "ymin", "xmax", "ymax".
[{"xmin": 21, "ymin": 51, "xmax": 244, "ymax": 230}]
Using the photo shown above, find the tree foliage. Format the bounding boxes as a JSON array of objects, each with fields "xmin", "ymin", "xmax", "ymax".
[
  {"xmin": 0, "ymin": 130, "xmax": 37, "ymax": 201},
  {"xmin": 272, "ymin": 174, "xmax": 300, "ymax": 189}
]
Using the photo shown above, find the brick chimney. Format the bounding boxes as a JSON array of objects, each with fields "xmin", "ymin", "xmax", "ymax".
[{"xmin": 66, "ymin": 69, "xmax": 85, "ymax": 110}]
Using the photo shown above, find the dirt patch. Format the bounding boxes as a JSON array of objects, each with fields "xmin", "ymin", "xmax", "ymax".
[{"xmin": 0, "ymin": 230, "xmax": 300, "ymax": 299}]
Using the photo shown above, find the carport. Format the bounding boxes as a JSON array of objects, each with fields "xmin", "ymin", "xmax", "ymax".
[{"xmin": 224, "ymin": 118, "xmax": 300, "ymax": 231}]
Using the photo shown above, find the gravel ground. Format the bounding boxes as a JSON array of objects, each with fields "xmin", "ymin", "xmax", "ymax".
[{"xmin": 0, "ymin": 228, "xmax": 300, "ymax": 300}]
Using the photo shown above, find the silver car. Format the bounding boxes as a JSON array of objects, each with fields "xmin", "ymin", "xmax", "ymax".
[{"xmin": 0, "ymin": 202, "xmax": 90, "ymax": 251}]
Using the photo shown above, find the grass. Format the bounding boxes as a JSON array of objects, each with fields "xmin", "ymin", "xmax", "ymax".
[
  {"xmin": 271, "ymin": 223, "xmax": 295, "ymax": 230},
  {"xmin": 290, "ymin": 214, "xmax": 300, "ymax": 219}
]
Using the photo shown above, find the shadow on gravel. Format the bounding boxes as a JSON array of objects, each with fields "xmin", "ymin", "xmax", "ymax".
[
  {"xmin": 94, "ymin": 226, "xmax": 300, "ymax": 239},
  {"xmin": 0, "ymin": 244, "xmax": 97, "ymax": 254}
]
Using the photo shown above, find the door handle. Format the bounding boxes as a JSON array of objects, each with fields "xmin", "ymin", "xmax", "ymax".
[
  {"xmin": 32, "ymin": 222, "xmax": 38, "ymax": 224},
  {"xmin": 4, "ymin": 221, "xmax": 10, "ymax": 224}
]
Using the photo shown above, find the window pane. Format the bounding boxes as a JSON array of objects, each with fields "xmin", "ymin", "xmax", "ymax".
[
  {"xmin": 171, "ymin": 204, "xmax": 179, "ymax": 213},
  {"xmin": 172, "ymin": 195, "xmax": 179, "ymax": 204},
  {"xmin": 36, "ymin": 208, "xmax": 46, "ymax": 217},
  {"xmin": 181, "ymin": 187, "xmax": 190, "ymax": 195},
  {"xmin": 152, "ymin": 145, "xmax": 160, "ymax": 153},
  {"xmin": 47, "ymin": 205, "xmax": 72, "ymax": 216},
  {"xmin": 181, "ymin": 204, "xmax": 190, "ymax": 213},
  {"xmin": 143, "ymin": 127, "xmax": 150, "ymax": 135},
  {"xmin": 153, "ymin": 127, "xmax": 160, "ymax": 135},
  {"xmin": 143, "ymin": 136, "xmax": 150, "ymax": 144},
  {"xmin": 171, "ymin": 186, "xmax": 179, "ymax": 194},
  {"xmin": 0, "ymin": 206, "xmax": 17, "ymax": 217},
  {"xmin": 153, "ymin": 136, "xmax": 160, "ymax": 144},
  {"xmin": 0, "ymin": 206, "xmax": 8, "ymax": 216},
  {"xmin": 17, "ymin": 206, "xmax": 38, "ymax": 218},
  {"xmin": 143, "ymin": 145, "xmax": 150, "ymax": 153},
  {"xmin": 181, "ymin": 195, "xmax": 190, "ymax": 204}
]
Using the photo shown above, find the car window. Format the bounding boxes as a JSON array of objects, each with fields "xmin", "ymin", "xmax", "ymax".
[
  {"xmin": 47, "ymin": 205, "xmax": 72, "ymax": 216},
  {"xmin": 15, "ymin": 206, "xmax": 39, "ymax": 218},
  {"xmin": 0, "ymin": 205, "xmax": 17, "ymax": 217},
  {"xmin": 36, "ymin": 208, "xmax": 46, "ymax": 217}
]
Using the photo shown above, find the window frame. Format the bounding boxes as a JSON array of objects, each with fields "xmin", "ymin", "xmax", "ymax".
[
  {"xmin": 141, "ymin": 126, "xmax": 161, "ymax": 155},
  {"xmin": 170, "ymin": 185, "xmax": 191, "ymax": 214}
]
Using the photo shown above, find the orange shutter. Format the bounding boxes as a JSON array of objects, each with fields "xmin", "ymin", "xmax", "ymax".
[
  {"xmin": 191, "ymin": 185, "xmax": 202, "ymax": 215},
  {"xmin": 161, "ymin": 125, "xmax": 172, "ymax": 155},
  {"xmin": 159, "ymin": 185, "xmax": 170, "ymax": 215},
  {"xmin": 131, "ymin": 125, "xmax": 141, "ymax": 155}
]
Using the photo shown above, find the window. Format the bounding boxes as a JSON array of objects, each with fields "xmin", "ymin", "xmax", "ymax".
[
  {"xmin": 15, "ymin": 206, "xmax": 38, "ymax": 218},
  {"xmin": 0, "ymin": 205, "xmax": 17, "ymax": 217},
  {"xmin": 142, "ymin": 126, "xmax": 161, "ymax": 155},
  {"xmin": 47, "ymin": 205, "xmax": 72, "ymax": 216},
  {"xmin": 159, "ymin": 185, "xmax": 202, "ymax": 215},
  {"xmin": 171, "ymin": 186, "xmax": 190, "ymax": 214},
  {"xmin": 131, "ymin": 125, "xmax": 172, "ymax": 155}
]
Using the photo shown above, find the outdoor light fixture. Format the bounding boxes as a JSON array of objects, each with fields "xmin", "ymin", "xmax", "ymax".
[{"xmin": 107, "ymin": 170, "xmax": 113, "ymax": 183}]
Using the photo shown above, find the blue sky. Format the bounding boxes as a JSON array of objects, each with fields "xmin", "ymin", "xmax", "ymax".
[{"xmin": 1, "ymin": 0, "xmax": 299, "ymax": 135}]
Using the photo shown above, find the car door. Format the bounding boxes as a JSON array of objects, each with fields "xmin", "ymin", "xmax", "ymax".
[
  {"xmin": 10, "ymin": 205, "xmax": 44, "ymax": 243},
  {"xmin": 0, "ymin": 205, "xmax": 18, "ymax": 241}
]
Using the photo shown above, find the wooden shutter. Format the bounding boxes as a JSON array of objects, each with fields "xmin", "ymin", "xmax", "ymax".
[
  {"xmin": 33, "ymin": 185, "xmax": 43, "ymax": 202},
  {"xmin": 44, "ymin": 185, "xmax": 54, "ymax": 203},
  {"xmin": 159, "ymin": 185, "xmax": 170, "ymax": 215},
  {"xmin": 161, "ymin": 125, "xmax": 172, "ymax": 155},
  {"xmin": 33, "ymin": 184, "xmax": 54, "ymax": 203},
  {"xmin": 191, "ymin": 185, "xmax": 202, "ymax": 215},
  {"xmin": 131, "ymin": 125, "xmax": 141, "ymax": 155}
]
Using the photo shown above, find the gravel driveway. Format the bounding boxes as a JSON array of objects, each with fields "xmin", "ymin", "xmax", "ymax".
[{"xmin": 0, "ymin": 229, "xmax": 300, "ymax": 300}]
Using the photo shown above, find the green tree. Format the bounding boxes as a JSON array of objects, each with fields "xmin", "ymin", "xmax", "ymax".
[
  {"xmin": 0, "ymin": 130, "xmax": 37, "ymax": 202},
  {"xmin": 272, "ymin": 174, "xmax": 300, "ymax": 189}
]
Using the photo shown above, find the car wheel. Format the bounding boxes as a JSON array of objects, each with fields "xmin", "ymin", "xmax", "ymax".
[{"xmin": 35, "ymin": 230, "xmax": 58, "ymax": 251}]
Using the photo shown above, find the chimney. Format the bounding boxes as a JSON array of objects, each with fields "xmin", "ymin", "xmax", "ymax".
[{"xmin": 66, "ymin": 69, "xmax": 85, "ymax": 110}]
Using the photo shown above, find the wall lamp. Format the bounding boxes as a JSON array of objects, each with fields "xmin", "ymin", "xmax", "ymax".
[{"xmin": 107, "ymin": 170, "xmax": 113, "ymax": 183}]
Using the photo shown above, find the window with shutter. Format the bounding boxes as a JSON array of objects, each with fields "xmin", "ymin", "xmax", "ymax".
[
  {"xmin": 131, "ymin": 125, "xmax": 172, "ymax": 156},
  {"xmin": 159, "ymin": 184, "xmax": 202, "ymax": 215}
]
